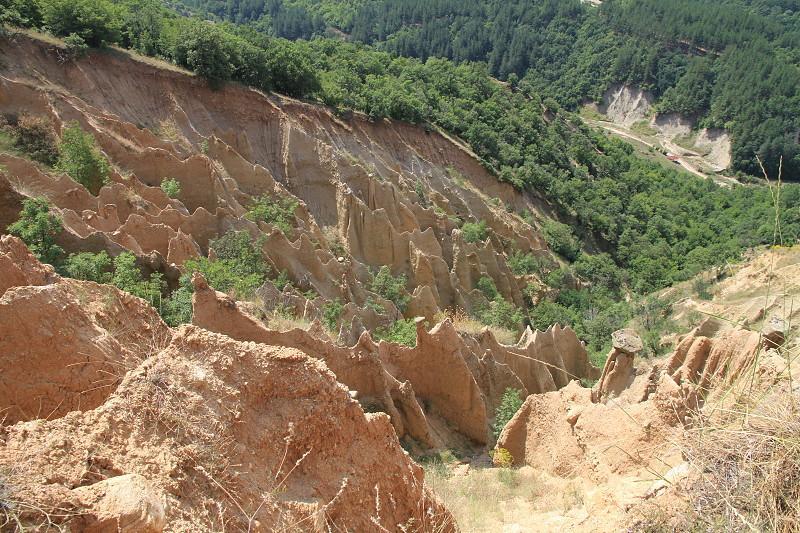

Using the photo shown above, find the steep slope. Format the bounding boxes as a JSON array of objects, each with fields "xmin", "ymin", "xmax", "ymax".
[
  {"xmin": 0, "ymin": 34, "xmax": 560, "ymax": 334},
  {"xmin": 0, "ymin": 36, "xmax": 600, "ymax": 450}
]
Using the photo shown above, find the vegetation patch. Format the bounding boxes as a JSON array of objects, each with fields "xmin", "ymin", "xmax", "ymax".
[
  {"xmin": 461, "ymin": 221, "xmax": 488, "ymax": 244},
  {"xmin": 246, "ymin": 195, "xmax": 298, "ymax": 235},
  {"xmin": 369, "ymin": 266, "xmax": 410, "ymax": 312},
  {"xmin": 160, "ymin": 177, "xmax": 181, "ymax": 199},
  {"xmin": 56, "ymin": 122, "xmax": 109, "ymax": 195},
  {"xmin": 373, "ymin": 318, "xmax": 417, "ymax": 347},
  {"xmin": 6, "ymin": 197, "xmax": 64, "ymax": 266},
  {"xmin": 492, "ymin": 388, "xmax": 523, "ymax": 440}
]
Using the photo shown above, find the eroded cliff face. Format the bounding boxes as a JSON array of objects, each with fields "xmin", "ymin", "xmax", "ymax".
[
  {"xmin": 0, "ymin": 36, "xmax": 602, "ymax": 531},
  {"xmin": 190, "ymin": 271, "xmax": 596, "ymax": 449},
  {"xmin": 0, "ymin": 35, "xmax": 559, "ymax": 331},
  {"xmin": 0, "ymin": 34, "xmax": 601, "ymax": 443}
]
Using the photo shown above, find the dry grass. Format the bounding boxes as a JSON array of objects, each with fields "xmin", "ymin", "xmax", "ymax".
[
  {"xmin": 680, "ymin": 392, "xmax": 800, "ymax": 532},
  {"xmin": 423, "ymin": 462, "xmax": 586, "ymax": 532},
  {"xmin": 266, "ymin": 314, "xmax": 313, "ymax": 332},
  {"xmin": 436, "ymin": 308, "xmax": 519, "ymax": 345},
  {"xmin": 0, "ymin": 471, "xmax": 77, "ymax": 532}
]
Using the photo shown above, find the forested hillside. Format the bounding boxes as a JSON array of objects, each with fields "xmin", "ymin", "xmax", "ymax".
[
  {"xmin": 1, "ymin": 0, "xmax": 800, "ymax": 357},
  {"xmin": 170, "ymin": 0, "xmax": 800, "ymax": 180}
]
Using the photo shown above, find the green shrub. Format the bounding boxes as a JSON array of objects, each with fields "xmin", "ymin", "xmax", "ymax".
[
  {"xmin": 209, "ymin": 231, "xmax": 263, "ymax": 270},
  {"xmin": 246, "ymin": 195, "xmax": 298, "ymax": 235},
  {"xmin": 461, "ymin": 220, "xmax": 488, "ymax": 243},
  {"xmin": 184, "ymin": 257, "xmax": 257, "ymax": 297},
  {"xmin": 479, "ymin": 296, "xmax": 524, "ymax": 331},
  {"xmin": 414, "ymin": 179, "xmax": 428, "ymax": 208},
  {"xmin": 12, "ymin": 115, "xmax": 59, "ymax": 165},
  {"xmin": 529, "ymin": 301, "xmax": 575, "ymax": 331},
  {"xmin": 56, "ymin": 122, "xmax": 109, "ymax": 195},
  {"xmin": 322, "ymin": 298, "xmax": 343, "ymax": 331},
  {"xmin": 63, "ymin": 251, "xmax": 112, "ymax": 283},
  {"xmin": 374, "ymin": 318, "xmax": 417, "ymax": 347},
  {"xmin": 183, "ymin": 230, "xmax": 268, "ymax": 298},
  {"xmin": 492, "ymin": 388, "xmax": 524, "ymax": 439},
  {"xmin": 111, "ymin": 252, "xmax": 165, "ymax": 307},
  {"xmin": 507, "ymin": 250, "xmax": 539, "ymax": 276},
  {"xmin": 477, "ymin": 276, "xmax": 499, "ymax": 299},
  {"xmin": 692, "ymin": 276, "xmax": 713, "ymax": 300},
  {"xmin": 545, "ymin": 267, "xmax": 569, "ymax": 289},
  {"xmin": 160, "ymin": 177, "xmax": 181, "ymax": 199},
  {"xmin": 369, "ymin": 266, "xmax": 410, "ymax": 312},
  {"xmin": 7, "ymin": 197, "xmax": 64, "ymax": 265},
  {"xmin": 541, "ymin": 219, "xmax": 580, "ymax": 261},
  {"xmin": 161, "ymin": 285, "xmax": 193, "ymax": 327},
  {"xmin": 272, "ymin": 269, "xmax": 292, "ymax": 291},
  {"xmin": 63, "ymin": 32, "xmax": 89, "ymax": 59},
  {"xmin": 365, "ymin": 296, "xmax": 385, "ymax": 314}
]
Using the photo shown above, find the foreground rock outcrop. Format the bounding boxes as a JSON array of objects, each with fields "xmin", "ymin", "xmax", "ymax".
[
  {"xmin": 0, "ymin": 235, "xmax": 171, "ymax": 425},
  {"xmin": 0, "ymin": 246, "xmax": 455, "ymax": 531},
  {"xmin": 1, "ymin": 326, "xmax": 455, "ymax": 531},
  {"xmin": 494, "ymin": 323, "xmax": 789, "ymax": 527}
]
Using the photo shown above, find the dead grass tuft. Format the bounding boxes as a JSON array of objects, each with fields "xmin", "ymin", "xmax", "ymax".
[
  {"xmin": 0, "ymin": 473, "xmax": 78, "ymax": 532},
  {"xmin": 436, "ymin": 308, "xmax": 518, "ymax": 345},
  {"xmin": 681, "ymin": 394, "xmax": 800, "ymax": 532}
]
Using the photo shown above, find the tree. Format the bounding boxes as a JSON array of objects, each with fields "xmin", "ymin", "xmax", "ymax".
[
  {"xmin": 477, "ymin": 276, "xmax": 499, "ymax": 299},
  {"xmin": 461, "ymin": 220, "xmax": 488, "ymax": 243},
  {"xmin": 180, "ymin": 21, "xmax": 234, "ymax": 88},
  {"xmin": 37, "ymin": 0, "xmax": 121, "ymax": 47},
  {"xmin": 246, "ymin": 195, "xmax": 298, "ymax": 234},
  {"xmin": 111, "ymin": 252, "xmax": 165, "ymax": 307},
  {"xmin": 322, "ymin": 298, "xmax": 343, "ymax": 331},
  {"xmin": 12, "ymin": 115, "xmax": 59, "ymax": 165},
  {"xmin": 7, "ymin": 197, "xmax": 63, "ymax": 265},
  {"xmin": 56, "ymin": 122, "xmax": 110, "ymax": 195},
  {"xmin": 573, "ymin": 253, "xmax": 622, "ymax": 295},
  {"xmin": 529, "ymin": 300, "xmax": 575, "ymax": 331},
  {"xmin": 182, "ymin": 231, "xmax": 268, "ymax": 298},
  {"xmin": 541, "ymin": 219, "xmax": 580, "ymax": 261},
  {"xmin": 374, "ymin": 318, "xmax": 417, "ymax": 347}
]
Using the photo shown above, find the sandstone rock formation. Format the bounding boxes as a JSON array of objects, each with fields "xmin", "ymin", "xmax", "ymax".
[
  {"xmin": 0, "ymin": 248, "xmax": 456, "ymax": 531},
  {"xmin": 592, "ymin": 329, "xmax": 644, "ymax": 402},
  {"xmin": 0, "ymin": 234, "xmax": 58, "ymax": 296},
  {"xmin": 1, "ymin": 326, "xmax": 455, "ymax": 531},
  {"xmin": 190, "ymin": 273, "xmax": 599, "ymax": 448}
]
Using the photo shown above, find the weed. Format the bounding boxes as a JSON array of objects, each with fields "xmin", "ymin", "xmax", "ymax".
[{"xmin": 160, "ymin": 177, "xmax": 181, "ymax": 199}]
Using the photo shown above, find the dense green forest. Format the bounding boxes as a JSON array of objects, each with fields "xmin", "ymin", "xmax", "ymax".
[
  {"xmin": 1, "ymin": 0, "xmax": 800, "ymax": 355},
  {"xmin": 167, "ymin": 0, "xmax": 800, "ymax": 180}
]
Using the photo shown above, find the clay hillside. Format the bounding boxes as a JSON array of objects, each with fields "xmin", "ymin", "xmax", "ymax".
[{"xmin": 1, "ymin": 31, "xmax": 799, "ymax": 533}]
